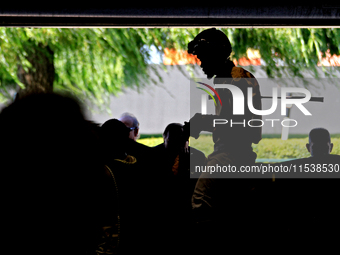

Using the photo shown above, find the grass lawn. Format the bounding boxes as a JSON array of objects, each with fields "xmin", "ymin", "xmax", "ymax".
[{"xmin": 137, "ymin": 134, "xmax": 340, "ymax": 161}]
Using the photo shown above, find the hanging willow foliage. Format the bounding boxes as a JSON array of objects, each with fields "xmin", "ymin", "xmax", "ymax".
[{"xmin": 0, "ymin": 27, "xmax": 340, "ymax": 109}]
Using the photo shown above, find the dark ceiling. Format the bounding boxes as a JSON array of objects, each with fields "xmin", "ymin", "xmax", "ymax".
[{"xmin": 1, "ymin": 4, "xmax": 340, "ymax": 27}]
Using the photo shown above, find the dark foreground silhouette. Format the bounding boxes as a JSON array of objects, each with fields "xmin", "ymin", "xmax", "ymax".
[{"xmin": 0, "ymin": 93, "xmax": 112, "ymax": 254}]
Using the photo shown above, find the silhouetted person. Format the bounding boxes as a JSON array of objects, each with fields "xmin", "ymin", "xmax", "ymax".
[
  {"xmin": 154, "ymin": 123, "xmax": 206, "ymax": 254},
  {"xmin": 303, "ymin": 128, "xmax": 340, "ymax": 229},
  {"xmin": 187, "ymin": 27, "xmax": 262, "ymax": 150},
  {"xmin": 118, "ymin": 112, "xmax": 154, "ymax": 168},
  {"xmin": 155, "ymin": 123, "xmax": 206, "ymax": 209},
  {"xmin": 100, "ymin": 118, "xmax": 136, "ymax": 163},
  {"xmin": 272, "ymin": 128, "xmax": 340, "ymax": 253},
  {"xmin": 306, "ymin": 127, "xmax": 334, "ymax": 157},
  {"xmin": 119, "ymin": 112, "xmax": 140, "ymax": 141},
  {"xmin": 187, "ymin": 28, "xmax": 265, "ymax": 254},
  {"xmin": 0, "ymin": 93, "xmax": 112, "ymax": 255},
  {"xmin": 99, "ymin": 119, "xmax": 140, "ymax": 254},
  {"xmin": 99, "ymin": 119, "xmax": 169, "ymax": 255}
]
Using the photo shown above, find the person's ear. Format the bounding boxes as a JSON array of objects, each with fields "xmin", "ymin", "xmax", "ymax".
[
  {"xmin": 306, "ymin": 143, "xmax": 310, "ymax": 152},
  {"xmin": 330, "ymin": 143, "xmax": 334, "ymax": 153}
]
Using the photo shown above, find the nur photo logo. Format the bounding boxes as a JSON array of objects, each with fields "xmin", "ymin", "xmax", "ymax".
[{"xmin": 194, "ymin": 79, "xmax": 324, "ymax": 129}]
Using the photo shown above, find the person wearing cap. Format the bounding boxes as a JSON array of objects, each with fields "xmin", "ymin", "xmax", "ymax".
[
  {"xmin": 187, "ymin": 28, "xmax": 264, "ymax": 254},
  {"xmin": 186, "ymin": 27, "xmax": 262, "ymax": 162}
]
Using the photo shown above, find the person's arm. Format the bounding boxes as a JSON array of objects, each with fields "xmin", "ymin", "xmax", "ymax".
[
  {"xmin": 184, "ymin": 113, "xmax": 232, "ymax": 139},
  {"xmin": 184, "ymin": 113, "xmax": 217, "ymax": 139}
]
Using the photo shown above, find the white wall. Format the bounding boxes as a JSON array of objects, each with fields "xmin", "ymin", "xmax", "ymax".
[
  {"xmin": 87, "ymin": 65, "xmax": 192, "ymax": 134},
  {"xmin": 87, "ymin": 64, "xmax": 340, "ymax": 135},
  {"xmin": 2, "ymin": 64, "xmax": 339, "ymax": 136}
]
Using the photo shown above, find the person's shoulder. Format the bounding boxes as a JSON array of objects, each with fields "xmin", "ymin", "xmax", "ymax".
[
  {"xmin": 309, "ymin": 154, "xmax": 340, "ymax": 163},
  {"xmin": 126, "ymin": 139, "xmax": 156, "ymax": 157},
  {"xmin": 189, "ymin": 146, "xmax": 205, "ymax": 156},
  {"xmin": 231, "ymin": 66, "xmax": 255, "ymax": 79},
  {"xmin": 231, "ymin": 66, "xmax": 259, "ymax": 90},
  {"xmin": 152, "ymin": 143, "xmax": 166, "ymax": 159},
  {"xmin": 153, "ymin": 143, "xmax": 165, "ymax": 150},
  {"xmin": 188, "ymin": 146, "xmax": 207, "ymax": 163},
  {"xmin": 279, "ymin": 154, "xmax": 340, "ymax": 165},
  {"xmin": 154, "ymin": 143, "xmax": 164, "ymax": 148},
  {"xmin": 329, "ymin": 154, "xmax": 340, "ymax": 159}
]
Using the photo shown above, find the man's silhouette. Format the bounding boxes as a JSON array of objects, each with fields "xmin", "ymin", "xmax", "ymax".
[
  {"xmin": 0, "ymin": 93, "xmax": 110, "ymax": 254},
  {"xmin": 281, "ymin": 127, "xmax": 340, "ymax": 166},
  {"xmin": 187, "ymin": 28, "xmax": 265, "ymax": 254},
  {"xmin": 154, "ymin": 123, "xmax": 206, "ymax": 208},
  {"xmin": 187, "ymin": 28, "xmax": 262, "ymax": 152},
  {"xmin": 306, "ymin": 127, "xmax": 333, "ymax": 157},
  {"xmin": 273, "ymin": 128, "xmax": 340, "ymax": 253},
  {"xmin": 153, "ymin": 123, "xmax": 206, "ymax": 254}
]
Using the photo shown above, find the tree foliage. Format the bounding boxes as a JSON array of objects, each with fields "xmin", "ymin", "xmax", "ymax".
[
  {"xmin": 223, "ymin": 28, "xmax": 340, "ymax": 78},
  {"xmin": 1, "ymin": 27, "xmax": 340, "ymax": 109},
  {"xmin": 0, "ymin": 28, "xmax": 176, "ymax": 108}
]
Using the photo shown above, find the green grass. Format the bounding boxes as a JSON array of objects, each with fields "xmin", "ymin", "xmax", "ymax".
[
  {"xmin": 139, "ymin": 134, "xmax": 163, "ymax": 139},
  {"xmin": 137, "ymin": 133, "xmax": 340, "ymax": 160},
  {"xmin": 137, "ymin": 136, "xmax": 163, "ymax": 147}
]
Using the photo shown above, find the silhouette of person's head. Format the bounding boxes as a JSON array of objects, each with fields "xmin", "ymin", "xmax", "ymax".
[
  {"xmin": 100, "ymin": 118, "xmax": 131, "ymax": 159},
  {"xmin": 188, "ymin": 28, "xmax": 233, "ymax": 79},
  {"xmin": 0, "ymin": 92, "xmax": 100, "ymax": 167},
  {"xmin": 0, "ymin": 92, "xmax": 105, "ymax": 253},
  {"xmin": 119, "ymin": 112, "xmax": 140, "ymax": 141},
  {"xmin": 163, "ymin": 123, "xmax": 188, "ymax": 153},
  {"xmin": 306, "ymin": 128, "xmax": 333, "ymax": 157}
]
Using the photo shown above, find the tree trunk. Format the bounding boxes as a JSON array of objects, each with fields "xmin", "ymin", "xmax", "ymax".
[{"xmin": 16, "ymin": 43, "xmax": 55, "ymax": 99}]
